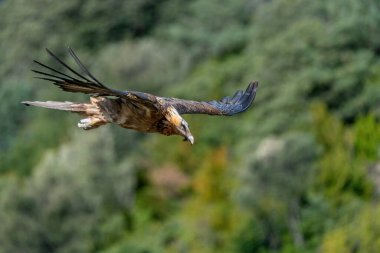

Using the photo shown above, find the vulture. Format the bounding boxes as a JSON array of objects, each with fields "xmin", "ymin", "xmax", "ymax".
[{"xmin": 22, "ymin": 49, "xmax": 258, "ymax": 144}]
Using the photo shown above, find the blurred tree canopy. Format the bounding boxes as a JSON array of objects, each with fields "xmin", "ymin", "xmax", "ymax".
[{"xmin": 1, "ymin": 0, "xmax": 380, "ymax": 252}]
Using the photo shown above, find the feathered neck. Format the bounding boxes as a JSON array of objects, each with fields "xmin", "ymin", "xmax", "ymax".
[{"xmin": 165, "ymin": 106, "xmax": 182, "ymax": 127}]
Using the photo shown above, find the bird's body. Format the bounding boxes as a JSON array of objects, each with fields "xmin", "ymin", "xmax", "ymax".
[
  {"xmin": 77, "ymin": 96, "xmax": 183, "ymax": 136},
  {"xmin": 23, "ymin": 49, "xmax": 258, "ymax": 144}
]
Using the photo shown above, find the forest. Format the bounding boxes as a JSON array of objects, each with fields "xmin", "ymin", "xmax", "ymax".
[{"xmin": 1, "ymin": 0, "xmax": 380, "ymax": 252}]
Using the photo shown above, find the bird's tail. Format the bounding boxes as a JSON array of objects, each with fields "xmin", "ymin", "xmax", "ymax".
[
  {"xmin": 21, "ymin": 100, "xmax": 106, "ymax": 130},
  {"xmin": 21, "ymin": 101, "xmax": 91, "ymax": 115}
]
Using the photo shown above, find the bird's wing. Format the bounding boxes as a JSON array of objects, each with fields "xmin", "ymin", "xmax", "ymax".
[
  {"xmin": 164, "ymin": 82, "xmax": 258, "ymax": 115},
  {"xmin": 33, "ymin": 48, "xmax": 158, "ymax": 107}
]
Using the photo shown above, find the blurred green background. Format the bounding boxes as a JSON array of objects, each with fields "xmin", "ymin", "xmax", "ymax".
[{"xmin": 1, "ymin": 0, "xmax": 380, "ymax": 252}]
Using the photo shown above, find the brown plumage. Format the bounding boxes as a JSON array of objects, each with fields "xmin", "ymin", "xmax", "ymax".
[{"xmin": 22, "ymin": 48, "xmax": 259, "ymax": 144}]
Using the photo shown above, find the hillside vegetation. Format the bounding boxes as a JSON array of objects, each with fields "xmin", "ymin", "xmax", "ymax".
[{"xmin": 1, "ymin": 0, "xmax": 380, "ymax": 252}]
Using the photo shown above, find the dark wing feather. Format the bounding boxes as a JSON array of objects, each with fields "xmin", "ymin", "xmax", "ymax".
[
  {"xmin": 32, "ymin": 48, "xmax": 157, "ymax": 105},
  {"xmin": 67, "ymin": 47, "xmax": 104, "ymax": 86},
  {"xmin": 165, "ymin": 82, "xmax": 258, "ymax": 115}
]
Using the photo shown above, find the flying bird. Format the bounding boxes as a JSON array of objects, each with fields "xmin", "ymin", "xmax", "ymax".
[{"xmin": 22, "ymin": 49, "xmax": 258, "ymax": 144}]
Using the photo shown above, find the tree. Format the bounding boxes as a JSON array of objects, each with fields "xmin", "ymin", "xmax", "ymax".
[
  {"xmin": 0, "ymin": 128, "xmax": 136, "ymax": 253},
  {"xmin": 238, "ymin": 133, "xmax": 318, "ymax": 251}
]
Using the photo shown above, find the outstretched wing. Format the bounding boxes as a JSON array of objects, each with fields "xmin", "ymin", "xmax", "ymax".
[
  {"xmin": 164, "ymin": 82, "xmax": 258, "ymax": 115},
  {"xmin": 32, "ymin": 48, "xmax": 157, "ymax": 105}
]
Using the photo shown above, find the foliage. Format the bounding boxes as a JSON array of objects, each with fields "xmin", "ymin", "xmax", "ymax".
[
  {"xmin": 320, "ymin": 204, "xmax": 380, "ymax": 253},
  {"xmin": 0, "ymin": 128, "xmax": 136, "ymax": 253},
  {"xmin": 312, "ymin": 103, "xmax": 373, "ymax": 203},
  {"xmin": 238, "ymin": 133, "xmax": 318, "ymax": 251},
  {"xmin": 353, "ymin": 114, "xmax": 380, "ymax": 160}
]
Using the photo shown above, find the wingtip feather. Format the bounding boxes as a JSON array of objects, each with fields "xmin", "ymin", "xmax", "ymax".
[
  {"xmin": 231, "ymin": 81, "xmax": 258, "ymax": 114},
  {"xmin": 247, "ymin": 81, "xmax": 259, "ymax": 92}
]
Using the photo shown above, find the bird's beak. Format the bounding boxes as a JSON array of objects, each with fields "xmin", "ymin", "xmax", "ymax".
[{"xmin": 185, "ymin": 135, "xmax": 194, "ymax": 145}]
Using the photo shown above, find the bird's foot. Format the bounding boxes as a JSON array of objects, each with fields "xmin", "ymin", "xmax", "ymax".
[
  {"xmin": 78, "ymin": 118, "xmax": 92, "ymax": 130},
  {"xmin": 77, "ymin": 117, "xmax": 106, "ymax": 130}
]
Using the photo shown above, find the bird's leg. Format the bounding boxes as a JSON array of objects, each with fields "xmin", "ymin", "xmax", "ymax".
[
  {"xmin": 77, "ymin": 117, "xmax": 105, "ymax": 130},
  {"xmin": 78, "ymin": 118, "xmax": 91, "ymax": 129}
]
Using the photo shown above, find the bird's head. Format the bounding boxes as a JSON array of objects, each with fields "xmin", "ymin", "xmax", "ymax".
[{"xmin": 165, "ymin": 106, "xmax": 194, "ymax": 144}]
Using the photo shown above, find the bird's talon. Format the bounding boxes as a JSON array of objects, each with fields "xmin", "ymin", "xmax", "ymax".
[
  {"xmin": 80, "ymin": 118, "xmax": 91, "ymax": 124},
  {"xmin": 78, "ymin": 118, "xmax": 92, "ymax": 129}
]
